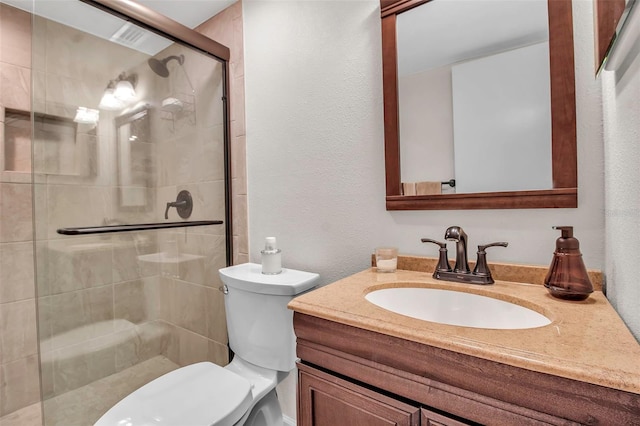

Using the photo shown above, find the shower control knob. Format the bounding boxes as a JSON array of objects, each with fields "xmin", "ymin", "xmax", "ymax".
[{"xmin": 164, "ymin": 190, "xmax": 193, "ymax": 220}]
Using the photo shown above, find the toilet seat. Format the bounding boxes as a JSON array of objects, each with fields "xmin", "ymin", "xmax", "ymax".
[{"xmin": 94, "ymin": 362, "xmax": 253, "ymax": 426}]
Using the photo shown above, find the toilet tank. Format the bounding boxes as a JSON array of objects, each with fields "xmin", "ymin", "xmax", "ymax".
[{"xmin": 219, "ymin": 263, "xmax": 319, "ymax": 372}]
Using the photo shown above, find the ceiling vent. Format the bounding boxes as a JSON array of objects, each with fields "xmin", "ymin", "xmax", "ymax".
[{"xmin": 110, "ymin": 22, "xmax": 148, "ymax": 48}]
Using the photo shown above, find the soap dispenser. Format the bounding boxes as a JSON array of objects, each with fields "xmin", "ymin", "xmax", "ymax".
[{"xmin": 544, "ymin": 226, "xmax": 593, "ymax": 300}]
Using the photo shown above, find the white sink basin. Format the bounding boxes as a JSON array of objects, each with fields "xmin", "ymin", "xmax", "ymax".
[{"xmin": 365, "ymin": 287, "xmax": 551, "ymax": 329}]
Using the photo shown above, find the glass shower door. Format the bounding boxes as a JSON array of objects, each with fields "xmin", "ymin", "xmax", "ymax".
[{"xmin": 30, "ymin": 2, "xmax": 231, "ymax": 424}]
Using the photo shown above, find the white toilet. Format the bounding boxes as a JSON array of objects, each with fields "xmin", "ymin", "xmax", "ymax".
[{"xmin": 95, "ymin": 262, "xmax": 319, "ymax": 426}]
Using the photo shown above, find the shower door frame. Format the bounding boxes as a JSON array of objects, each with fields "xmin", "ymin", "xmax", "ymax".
[{"xmin": 80, "ymin": 0, "xmax": 234, "ymax": 265}]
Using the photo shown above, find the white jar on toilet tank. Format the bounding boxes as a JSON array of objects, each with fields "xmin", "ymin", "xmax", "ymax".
[{"xmin": 261, "ymin": 237, "xmax": 282, "ymax": 274}]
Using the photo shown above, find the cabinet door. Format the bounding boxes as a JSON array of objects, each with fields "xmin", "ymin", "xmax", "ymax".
[
  {"xmin": 298, "ymin": 365, "xmax": 420, "ymax": 426},
  {"xmin": 421, "ymin": 408, "xmax": 471, "ymax": 426}
]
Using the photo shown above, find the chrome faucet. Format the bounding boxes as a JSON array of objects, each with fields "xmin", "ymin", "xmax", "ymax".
[
  {"xmin": 422, "ymin": 226, "xmax": 508, "ymax": 285},
  {"xmin": 444, "ymin": 226, "xmax": 470, "ymax": 273}
]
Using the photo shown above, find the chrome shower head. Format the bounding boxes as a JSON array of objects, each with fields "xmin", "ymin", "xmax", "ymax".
[{"xmin": 148, "ymin": 54, "xmax": 184, "ymax": 78}]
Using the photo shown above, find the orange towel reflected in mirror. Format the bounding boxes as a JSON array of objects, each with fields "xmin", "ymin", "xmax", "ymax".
[
  {"xmin": 402, "ymin": 181, "xmax": 442, "ymax": 196},
  {"xmin": 416, "ymin": 181, "xmax": 441, "ymax": 195}
]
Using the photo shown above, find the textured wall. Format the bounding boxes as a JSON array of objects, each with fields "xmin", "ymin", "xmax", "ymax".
[
  {"xmin": 243, "ymin": 0, "xmax": 604, "ymax": 291},
  {"xmin": 244, "ymin": 0, "xmax": 607, "ymax": 420},
  {"xmin": 602, "ymin": 32, "xmax": 640, "ymax": 340}
]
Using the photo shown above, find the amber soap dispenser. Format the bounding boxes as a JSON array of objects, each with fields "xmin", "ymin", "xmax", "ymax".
[{"xmin": 544, "ymin": 226, "xmax": 593, "ymax": 300}]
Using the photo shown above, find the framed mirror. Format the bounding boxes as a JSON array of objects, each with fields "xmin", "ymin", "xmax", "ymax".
[{"xmin": 381, "ymin": 0, "xmax": 577, "ymax": 210}]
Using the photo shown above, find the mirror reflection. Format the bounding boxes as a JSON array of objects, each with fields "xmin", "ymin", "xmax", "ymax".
[
  {"xmin": 116, "ymin": 106, "xmax": 152, "ymax": 209},
  {"xmin": 397, "ymin": 0, "xmax": 553, "ymax": 195}
]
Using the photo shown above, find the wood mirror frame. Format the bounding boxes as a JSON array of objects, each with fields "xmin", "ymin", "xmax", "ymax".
[{"xmin": 382, "ymin": 0, "xmax": 578, "ymax": 210}]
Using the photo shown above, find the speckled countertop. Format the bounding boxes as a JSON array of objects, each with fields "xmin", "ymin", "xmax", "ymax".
[{"xmin": 288, "ymin": 260, "xmax": 640, "ymax": 395}]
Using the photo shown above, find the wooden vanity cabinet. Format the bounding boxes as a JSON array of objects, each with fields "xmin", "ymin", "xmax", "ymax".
[{"xmin": 294, "ymin": 313, "xmax": 640, "ymax": 426}]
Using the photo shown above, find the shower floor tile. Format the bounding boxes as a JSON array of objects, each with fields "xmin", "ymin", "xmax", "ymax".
[{"xmin": 42, "ymin": 355, "xmax": 179, "ymax": 426}]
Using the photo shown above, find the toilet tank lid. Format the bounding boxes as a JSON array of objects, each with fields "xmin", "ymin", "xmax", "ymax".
[{"xmin": 219, "ymin": 263, "xmax": 319, "ymax": 296}]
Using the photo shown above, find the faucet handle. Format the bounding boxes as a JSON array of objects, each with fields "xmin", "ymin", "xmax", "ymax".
[
  {"xmin": 421, "ymin": 238, "xmax": 446, "ymax": 248},
  {"xmin": 421, "ymin": 238, "xmax": 451, "ymax": 272},
  {"xmin": 473, "ymin": 242, "xmax": 508, "ymax": 281},
  {"xmin": 478, "ymin": 242, "xmax": 508, "ymax": 252}
]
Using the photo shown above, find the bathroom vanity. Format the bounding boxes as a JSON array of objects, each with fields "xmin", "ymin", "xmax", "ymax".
[{"xmin": 289, "ymin": 258, "xmax": 640, "ymax": 425}]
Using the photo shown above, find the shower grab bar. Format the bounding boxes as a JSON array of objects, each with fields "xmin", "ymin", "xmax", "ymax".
[{"xmin": 57, "ymin": 220, "xmax": 223, "ymax": 235}]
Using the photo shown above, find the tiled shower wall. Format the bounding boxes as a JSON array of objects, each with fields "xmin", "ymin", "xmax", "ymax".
[
  {"xmin": 0, "ymin": 1, "xmax": 248, "ymax": 423},
  {"xmin": 0, "ymin": 4, "xmax": 41, "ymax": 422},
  {"xmin": 31, "ymin": 12, "xmax": 162, "ymax": 408},
  {"xmin": 147, "ymin": 31, "xmax": 231, "ymax": 367},
  {"xmin": 197, "ymin": 1, "xmax": 248, "ymax": 266},
  {"xmin": 144, "ymin": 0, "xmax": 250, "ymax": 369},
  {"xmin": 144, "ymin": 0, "xmax": 248, "ymax": 371}
]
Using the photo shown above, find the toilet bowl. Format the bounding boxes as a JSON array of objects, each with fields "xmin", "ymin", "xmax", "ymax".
[{"xmin": 94, "ymin": 263, "xmax": 319, "ymax": 426}]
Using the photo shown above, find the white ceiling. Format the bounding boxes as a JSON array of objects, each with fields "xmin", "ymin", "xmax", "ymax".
[
  {"xmin": 397, "ymin": 0, "xmax": 549, "ymax": 76},
  {"xmin": 1, "ymin": 0, "xmax": 236, "ymax": 55},
  {"xmin": 133, "ymin": 0, "xmax": 236, "ymax": 29}
]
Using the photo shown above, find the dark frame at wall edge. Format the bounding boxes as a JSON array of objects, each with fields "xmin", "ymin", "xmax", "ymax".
[
  {"xmin": 381, "ymin": 0, "xmax": 578, "ymax": 210},
  {"xmin": 80, "ymin": 0, "xmax": 234, "ymax": 266}
]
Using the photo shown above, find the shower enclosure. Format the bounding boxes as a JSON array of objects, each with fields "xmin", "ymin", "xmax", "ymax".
[{"xmin": 23, "ymin": 1, "xmax": 232, "ymax": 424}]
